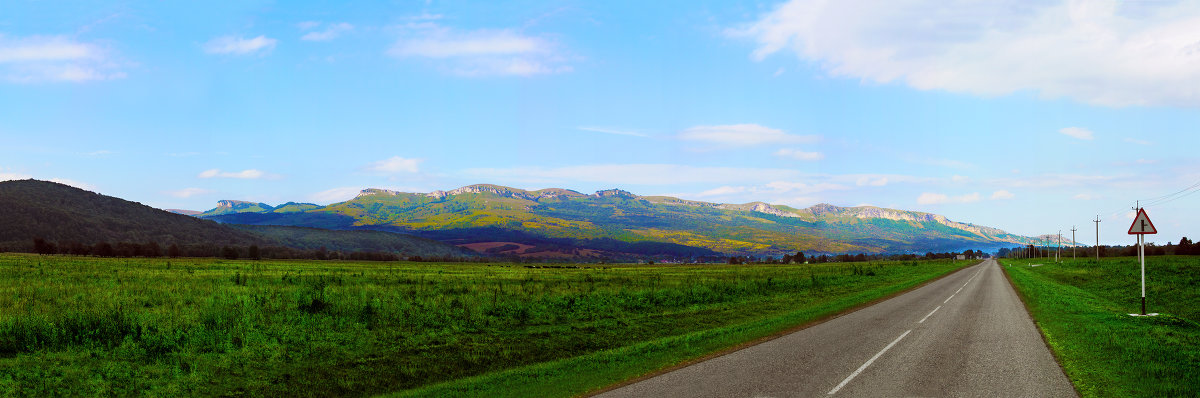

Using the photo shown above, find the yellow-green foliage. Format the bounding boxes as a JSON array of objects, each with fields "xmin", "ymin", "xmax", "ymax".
[{"xmin": 0, "ymin": 253, "xmax": 967, "ymax": 397}]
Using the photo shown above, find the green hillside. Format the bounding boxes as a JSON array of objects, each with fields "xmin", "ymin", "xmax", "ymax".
[
  {"xmin": 203, "ymin": 184, "xmax": 1036, "ymax": 256},
  {"xmin": 0, "ymin": 180, "xmax": 476, "ymax": 259}
]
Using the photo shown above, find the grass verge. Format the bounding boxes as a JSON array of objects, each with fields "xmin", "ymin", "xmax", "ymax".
[{"xmin": 1001, "ymin": 256, "xmax": 1200, "ymax": 397}]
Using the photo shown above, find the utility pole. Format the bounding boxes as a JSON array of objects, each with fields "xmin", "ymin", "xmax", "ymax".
[
  {"xmin": 1094, "ymin": 215, "xmax": 1101, "ymax": 261},
  {"xmin": 1057, "ymin": 230, "xmax": 1062, "ymax": 263},
  {"xmin": 1071, "ymin": 226, "xmax": 1077, "ymax": 259}
]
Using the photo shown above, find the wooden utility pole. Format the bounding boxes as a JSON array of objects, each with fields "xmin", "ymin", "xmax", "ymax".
[
  {"xmin": 1071, "ymin": 226, "xmax": 1077, "ymax": 259},
  {"xmin": 1094, "ymin": 215, "xmax": 1101, "ymax": 261}
]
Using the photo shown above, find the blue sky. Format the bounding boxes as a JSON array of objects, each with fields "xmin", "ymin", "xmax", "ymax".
[{"xmin": 2, "ymin": 0, "xmax": 1199, "ymax": 246}]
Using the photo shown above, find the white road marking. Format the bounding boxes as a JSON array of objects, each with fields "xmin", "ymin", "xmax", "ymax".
[
  {"xmin": 944, "ymin": 294, "xmax": 955, "ymax": 304},
  {"xmin": 827, "ymin": 329, "xmax": 913, "ymax": 395},
  {"xmin": 918, "ymin": 305, "xmax": 941, "ymax": 324}
]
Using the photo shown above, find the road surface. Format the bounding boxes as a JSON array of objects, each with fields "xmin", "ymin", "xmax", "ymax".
[{"xmin": 597, "ymin": 259, "xmax": 1076, "ymax": 397}]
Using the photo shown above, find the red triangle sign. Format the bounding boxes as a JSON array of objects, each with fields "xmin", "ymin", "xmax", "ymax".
[{"xmin": 1128, "ymin": 208, "xmax": 1157, "ymax": 235}]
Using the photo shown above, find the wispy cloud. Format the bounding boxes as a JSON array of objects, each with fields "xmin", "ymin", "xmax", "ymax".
[
  {"xmin": 166, "ymin": 187, "xmax": 213, "ymax": 198},
  {"xmin": 309, "ymin": 186, "xmax": 364, "ymax": 204},
  {"xmin": 1059, "ymin": 127, "xmax": 1094, "ymax": 140},
  {"xmin": 774, "ymin": 148, "xmax": 824, "ymax": 161},
  {"xmin": 0, "ymin": 171, "xmax": 32, "ymax": 181},
  {"xmin": 301, "ymin": 23, "xmax": 354, "ymax": 42},
  {"xmin": 990, "ymin": 190, "xmax": 1015, "ymax": 200},
  {"xmin": 1124, "ymin": 138, "xmax": 1153, "ymax": 146},
  {"xmin": 197, "ymin": 169, "xmax": 270, "ymax": 179},
  {"xmin": 0, "ymin": 35, "xmax": 125, "ymax": 82},
  {"xmin": 733, "ymin": 0, "xmax": 1200, "ymax": 107},
  {"xmin": 696, "ymin": 186, "xmax": 747, "ymax": 197},
  {"xmin": 363, "ymin": 156, "xmax": 422, "ymax": 174},
  {"xmin": 388, "ymin": 23, "xmax": 569, "ymax": 76},
  {"xmin": 917, "ymin": 192, "xmax": 981, "ymax": 205},
  {"xmin": 679, "ymin": 124, "xmax": 818, "ymax": 147},
  {"xmin": 203, "ymin": 35, "xmax": 277, "ymax": 55},
  {"xmin": 577, "ymin": 126, "xmax": 649, "ymax": 138},
  {"xmin": 48, "ymin": 178, "xmax": 97, "ymax": 191},
  {"xmin": 463, "ymin": 164, "xmax": 803, "ymax": 186}
]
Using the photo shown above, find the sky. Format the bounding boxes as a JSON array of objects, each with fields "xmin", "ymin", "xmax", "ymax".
[{"xmin": 2, "ymin": 0, "xmax": 1199, "ymax": 246}]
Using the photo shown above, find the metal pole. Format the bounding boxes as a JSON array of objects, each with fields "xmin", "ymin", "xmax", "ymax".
[
  {"xmin": 1140, "ymin": 233, "xmax": 1146, "ymax": 315},
  {"xmin": 1057, "ymin": 231, "xmax": 1061, "ymax": 262},
  {"xmin": 1094, "ymin": 215, "xmax": 1101, "ymax": 261}
]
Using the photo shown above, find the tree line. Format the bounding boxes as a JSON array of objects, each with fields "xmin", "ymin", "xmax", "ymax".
[
  {"xmin": 998, "ymin": 237, "xmax": 1200, "ymax": 258},
  {"xmin": 727, "ymin": 250, "xmax": 985, "ymax": 265},
  {"xmin": 15, "ymin": 237, "xmax": 476, "ymax": 262}
]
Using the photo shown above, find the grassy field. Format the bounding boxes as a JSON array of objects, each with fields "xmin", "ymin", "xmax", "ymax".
[
  {"xmin": 0, "ymin": 254, "xmax": 970, "ymax": 397},
  {"xmin": 1001, "ymin": 256, "xmax": 1200, "ymax": 397}
]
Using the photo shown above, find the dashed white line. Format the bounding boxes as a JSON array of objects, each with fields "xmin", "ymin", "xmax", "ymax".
[
  {"xmin": 918, "ymin": 305, "xmax": 942, "ymax": 324},
  {"xmin": 944, "ymin": 294, "xmax": 955, "ymax": 304},
  {"xmin": 828, "ymin": 329, "xmax": 913, "ymax": 395}
]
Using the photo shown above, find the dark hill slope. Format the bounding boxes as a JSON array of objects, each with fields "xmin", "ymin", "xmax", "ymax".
[{"xmin": 0, "ymin": 180, "xmax": 264, "ymax": 249}]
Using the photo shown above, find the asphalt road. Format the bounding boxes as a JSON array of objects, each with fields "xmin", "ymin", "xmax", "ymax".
[{"xmin": 597, "ymin": 259, "xmax": 1077, "ymax": 397}]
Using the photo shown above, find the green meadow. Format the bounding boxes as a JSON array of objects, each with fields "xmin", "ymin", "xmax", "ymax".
[
  {"xmin": 1002, "ymin": 256, "xmax": 1200, "ymax": 397},
  {"xmin": 0, "ymin": 254, "xmax": 969, "ymax": 397}
]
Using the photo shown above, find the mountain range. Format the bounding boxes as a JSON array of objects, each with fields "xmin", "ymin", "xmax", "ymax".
[
  {"xmin": 0, "ymin": 180, "xmax": 475, "ymax": 259},
  {"xmin": 198, "ymin": 184, "xmax": 1039, "ymax": 257}
]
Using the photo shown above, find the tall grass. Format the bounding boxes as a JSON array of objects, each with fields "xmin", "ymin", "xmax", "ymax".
[
  {"xmin": 0, "ymin": 254, "xmax": 966, "ymax": 396},
  {"xmin": 1002, "ymin": 256, "xmax": 1200, "ymax": 397}
]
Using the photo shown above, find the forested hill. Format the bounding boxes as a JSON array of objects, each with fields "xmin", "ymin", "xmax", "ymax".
[
  {"xmin": 0, "ymin": 180, "xmax": 476, "ymax": 259},
  {"xmin": 0, "ymin": 179, "xmax": 265, "ymax": 250}
]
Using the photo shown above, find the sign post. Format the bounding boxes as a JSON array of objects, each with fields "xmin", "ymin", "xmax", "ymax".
[{"xmin": 1127, "ymin": 207, "xmax": 1157, "ymax": 316}]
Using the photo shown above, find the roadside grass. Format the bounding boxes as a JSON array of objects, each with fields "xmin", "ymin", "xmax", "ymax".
[
  {"xmin": 1001, "ymin": 256, "xmax": 1200, "ymax": 397},
  {"xmin": 0, "ymin": 254, "xmax": 969, "ymax": 396}
]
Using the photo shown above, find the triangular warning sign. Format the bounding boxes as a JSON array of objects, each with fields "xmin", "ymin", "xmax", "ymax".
[{"xmin": 1128, "ymin": 208, "xmax": 1157, "ymax": 235}]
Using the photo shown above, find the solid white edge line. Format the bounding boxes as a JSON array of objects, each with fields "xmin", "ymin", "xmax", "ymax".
[
  {"xmin": 918, "ymin": 305, "xmax": 942, "ymax": 324},
  {"xmin": 827, "ymin": 329, "xmax": 913, "ymax": 395}
]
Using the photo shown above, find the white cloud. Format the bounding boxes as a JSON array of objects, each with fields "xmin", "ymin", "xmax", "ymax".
[
  {"xmin": 464, "ymin": 164, "xmax": 804, "ymax": 186},
  {"xmin": 577, "ymin": 126, "xmax": 649, "ymax": 138},
  {"xmin": 679, "ymin": 124, "xmax": 817, "ymax": 147},
  {"xmin": 855, "ymin": 176, "xmax": 888, "ymax": 186},
  {"xmin": 0, "ymin": 35, "xmax": 125, "ymax": 82},
  {"xmin": 364, "ymin": 156, "xmax": 422, "ymax": 174},
  {"xmin": 48, "ymin": 178, "xmax": 97, "ymax": 191},
  {"xmin": 301, "ymin": 23, "xmax": 354, "ymax": 42},
  {"xmin": 1124, "ymin": 138, "xmax": 1153, "ymax": 146},
  {"xmin": 917, "ymin": 192, "xmax": 981, "ymax": 205},
  {"xmin": 198, "ymin": 169, "xmax": 268, "ymax": 179},
  {"xmin": 310, "ymin": 186, "xmax": 364, "ymax": 204},
  {"xmin": 774, "ymin": 148, "xmax": 824, "ymax": 161},
  {"xmin": 696, "ymin": 186, "xmax": 747, "ymax": 197},
  {"xmin": 166, "ymin": 188, "xmax": 212, "ymax": 198},
  {"xmin": 1136, "ymin": 159, "xmax": 1157, "ymax": 164},
  {"xmin": 905, "ymin": 156, "xmax": 974, "ymax": 169},
  {"xmin": 1059, "ymin": 127, "xmax": 1095, "ymax": 140},
  {"xmin": 0, "ymin": 172, "xmax": 32, "ymax": 181},
  {"xmin": 733, "ymin": 0, "xmax": 1200, "ymax": 107},
  {"xmin": 952, "ymin": 175, "xmax": 970, "ymax": 183},
  {"xmin": 991, "ymin": 190, "xmax": 1015, "ymax": 200},
  {"xmin": 297, "ymin": 21, "xmax": 322, "ymax": 30},
  {"xmin": 388, "ymin": 24, "xmax": 569, "ymax": 76},
  {"xmin": 203, "ymin": 35, "xmax": 277, "ymax": 55}
]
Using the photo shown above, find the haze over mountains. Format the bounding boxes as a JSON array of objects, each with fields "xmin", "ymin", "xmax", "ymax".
[{"xmin": 198, "ymin": 184, "xmax": 1039, "ymax": 257}]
